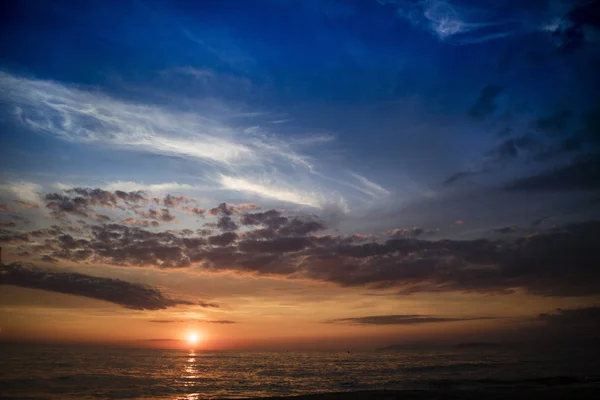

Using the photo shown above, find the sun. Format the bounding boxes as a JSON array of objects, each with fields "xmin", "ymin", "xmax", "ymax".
[{"xmin": 187, "ymin": 333, "xmax": 199, "ymax": 344}]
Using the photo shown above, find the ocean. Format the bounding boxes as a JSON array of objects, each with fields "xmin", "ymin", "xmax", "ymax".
[{"xmin": 1, "ymin": 343, "xmax": 599, "ymax": 399}]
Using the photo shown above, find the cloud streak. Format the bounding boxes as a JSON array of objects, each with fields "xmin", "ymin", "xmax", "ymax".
[
  {"xmin": 327, "ymin": 314, "xmax": 494, "ymax": 325},
  {"xmin": 0, "ymin": 263, "xmax": 209, "ymax": 310}
]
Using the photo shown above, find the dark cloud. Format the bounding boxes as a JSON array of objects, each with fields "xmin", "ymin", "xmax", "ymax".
[
  {"xmin": 121, "ymin": 218, "xmax": 160, "ymax": 227},
  {"xmin": 445, "ymin": 136, "xmax": 536, "ymax": 184},
  {"xmin": 0, "ymin": 221, "xmax": 17, "ymax": 228},
  {"xmin": 506, "ymin": 155, "xmax": 600, "ymax": 191},
  {"xmin": 551, "ymin": 0, "xmax": 600, "ymax": 52},
  {"xmin": 179, "ymin": 206, "xmax": 206, "ymax": 216},
  {"xmin": 327, "ymin": 314, "xmax": 493, "ymax": 325},
  {"xmin": 469, "ymin": 85, "xmax": 503, "ymax": 119},
  {"xmin": 0, "ymin": 232, "xmax": 30, "ymax": 243},
  {"xmin": 531, "ymin": 216, "xmax": 550, "ymax": 228},
  {"xmin": 444, "ymin": 170, "xmax": 481, "ymax": 185},
  {"xmin": 15, "ymin": 218, "xmax": 600, "ymax": 297},
  {"xmin": 216, "ymin": 216, "xmax": 238, "ymax": 231},
  {"xmin": 44, "ymin": 188, "xmax": 147, "ymax": 218},
  {"xmin": 13, "ymin": 190, "xmax": 600, "ymax": 298},
  {"xmin": 238, "ymin": 237, "xmax": 313, "ymax": 253},
  {"xmin": 239, "ymin": 210, "xmax": 325, "ymax": 237},
  {"xmin": 40, "ymin": 255, "xmax": 58, "ymax": 263},
  {"xmin": 134, "ymin": 208, "xmax": 176, "ymax": 222},
  {"xmin": 155, "ymin": 194, "xmax": 194, "ymax": 208},
  {"xmin": 539, "ymin": 306, "xmax": 600, "ymax": 328},
  {"xmin": 91, "ymin": 213, "xmax": 111, "ymax": 222},
  {"xmin": 0, "ymin": 263, "xmax": 205, "ymax": 310},
  {"xmin": 388, "ymin": 227, "xmax": 436, "ymax": 238},
  {"xmin": 207, "ymin": 202, "xmax": 260, "ymax": 216},
  {"xmin": 535, "ymin": 109, "xmax": 573, "ymax": 135},
  {"xmin": 492, "ymin": 226, "xmax": 519, "ymax": 234},
  {"xmin": 208, "ymin": 232, "xmax": 238, "ymax": 246}
]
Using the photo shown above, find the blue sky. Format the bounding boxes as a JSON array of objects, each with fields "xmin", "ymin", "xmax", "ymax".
[{"xmin": 1, "ymin": 0, "xmax": 600, "ymax": 237}]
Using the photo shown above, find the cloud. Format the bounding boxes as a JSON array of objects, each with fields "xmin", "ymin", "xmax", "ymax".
[
  {"xmin": 207, "ymin": 202, "xmax": 260, "ymax": 216},
  {"xmin": 327, "ymin": 314, "xmax": 494, "ymax": 325},
  {"xmin": 382, "ymin": 0, "xmax": 518, "ymax": 44},
  {"xmin": 43, "ymin": 188, "xmax": 147, "ymax": 218},
  {"xmin": 531, "ymin": 215, "xmax": 550, "ymax": 228},
  {"xmin": 469, "ymin": 85, "xmax": 503, "ymax": 119},
  {"xmin": 1, "ymin": 72, "xmax": 252, "ymax": 165},
  {"xmin": 535, "ymin": 109, "xmax": 573, "ymax": 135},
  {"xmin": 0, "ymin": 181, "xmax": 42, "ymax": 205},
  {"xmin": 0, "ymin": 263, "xmax": 206, "ymax": 310},
  {"xmin": 539, "ymin": 306, "xmax": 600, "ymax": 328},
  {"xmin": 207, "ymin": 232, "xmax": 238, "ymax": 247},
  {"xmin": 0, "ymin": 72, "xmax": 387, "ymax": 209},
  {"xmin": 134, "ymin": 208, "xmax": 177, "ymax": 222},
  {"xmin": 121, "ymin": 218, "xmax": 160, "ymax": 227},
  {"xmin": 10, "ymin": 189, "xmax": 600, "ymax": 297},
  {"xmin": 351, "ymin": 173, "xmax": 390, "ymax": 198},
  {"xmin": 104, "ymin": 181, "xmax": 194, "ymax": 193},
  {"xmin": 444, "ymin": 136, "xmax": 536, "ymax": 184},
  {"xmin": 492, "ymin": 226, "xmax": 519, "ymax": 234},
  {"xmin": 506, "ymin": 156, "xmax": 600, "ymax": 191},
  {"xmin": 216, "ymin": 216, "xmax": 238, "ymax": 231},
  {"xmin": 219, "ymin": 175, "xmax": 324, "ymax": 208},
  {"xmin": 149, "ymin": 319, "xmax": 236, "ymax": 324},
  {"xmin": 13, "ymin": 200, "xmax": 40, "ymax": 209},
  {"xmin": 548, "ymin": 0, "xmax": 600, "ymax": 52},
  {"xmin": 0, "ymin": 233, "xmax": 30, "ymax": 244}
]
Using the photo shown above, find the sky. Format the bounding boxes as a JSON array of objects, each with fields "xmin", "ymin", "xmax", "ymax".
[{"xmin": 1, "ymin": 0, "xmax": 600, "ymax": 350}]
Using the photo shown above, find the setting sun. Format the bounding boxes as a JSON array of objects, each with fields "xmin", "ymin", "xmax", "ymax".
[{"xmin": 188, "ymin": 333, "xmax": 199, "ymax": 344}]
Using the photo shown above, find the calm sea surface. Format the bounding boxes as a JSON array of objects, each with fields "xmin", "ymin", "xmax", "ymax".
[{"xmin": 1, "ymin": 344, "xmax": 599, "ymax": 399}]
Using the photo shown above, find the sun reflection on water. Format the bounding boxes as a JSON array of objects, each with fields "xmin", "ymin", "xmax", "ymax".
[
  {"xmin": 177, "ymin": 350, "xmax": 201, "ymax": 400},
  {"xmin": 184, "ymin": 350, "xmax": 198, "ymax": 381}
]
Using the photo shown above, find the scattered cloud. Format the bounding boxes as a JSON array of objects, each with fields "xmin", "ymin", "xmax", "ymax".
[{"xmin": 8, "ymin": 189, "xmax": 600, "ymax": 298}]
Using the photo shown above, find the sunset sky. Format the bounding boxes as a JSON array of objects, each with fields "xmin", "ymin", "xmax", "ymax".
[{"xmin": 1, "ymin": 0, "xmax": 599, "ymax": 350}]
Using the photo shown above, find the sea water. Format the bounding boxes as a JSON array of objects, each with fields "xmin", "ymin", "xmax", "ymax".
[{"xmin": 1, "ymin": 343, "xmax": 598, "ymax": 399}]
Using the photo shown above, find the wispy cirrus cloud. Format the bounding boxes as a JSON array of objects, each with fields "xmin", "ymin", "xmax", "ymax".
[
  {"xmin": 379, "ymin": 0, "xmax": 523, "ymax": 44},
  {"xmin": 1, "ymin": 72, "xmax": 252, "ymax": 166},
  {"xmin": 219, "ymin": 175, "xmax": 325, "ymax": 209},
  {"xmin": 0, "ymin": 71, "xmax": 386, "ymax": 211}
]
